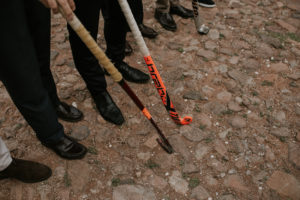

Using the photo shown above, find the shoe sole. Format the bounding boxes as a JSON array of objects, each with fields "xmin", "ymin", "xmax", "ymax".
[
  {"xmin": 180, "ymin": 15, "xmax": 194, "ymax": 19},
  {"xmin": 98, "ymin": 110, "xmax": 125, "ymax": 125},
  {"xmin": 124, "ymin": 77, "xmax": 150, "ymax": 84},
  {"xmin": 58, "ymin": 113, "xmax": 84, "ymax": 123},
  {"xmin": 197, "ymin": 2, "xmax": 216, "ymax": 8},
  {"xmin": 55, "ymin": 147, "xmax": 87, "ymax": 160},
  {"xmin": 19, "ymin": 170, "xmax": 52, "ymax": 183},
  {"xmin": 169, "ymin": 13, "xmax": 192, "ymax": 19},
  {"xmin": 0, "ymin": 169, "xmax": 52, "ymax": 183},
  {"xmin": 169, "ymin": 11, "xmax": 194, "ymax": 19},
  {"xmin": 102, "ymin": 117, "xmax": 124, "ymax": 125},
  {"xmin": 159, "ymin": 24, "xmax": 177, "ymax": 32},
  {"xmin": 141, "ymin": 33, "xmax": 158, "ymax": 39}
]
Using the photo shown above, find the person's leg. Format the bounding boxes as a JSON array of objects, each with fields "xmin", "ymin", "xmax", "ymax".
[
  {"xmin": 102, "ymin": 0, "xmax": 127, "ymax": 64},
  {"xmin": 25, "ymin": 0, "xmax": 83, "ymax": 122},
  {"xmin": 25, "ymin": 1, "xmax": 60, "ymax": 107},
  {"xmin": 0, "ymin": 0, "xmax": 64, "ymax": 144},
  {"xmin": 102, "ymin": 0, "xmax": 150, "ymax": 83},
  {"xmin": 0, "ymin": 0, "xmax": 87, "ymax": 160},
  {"xmin": 156, "ymin": 0, "xmax": 170, "ymax": 13},
  {"xmin": 129, "ymin": 0, "xmax": 143, "ymax": 25},
  {"xmin": 68, "ymin": 0, "xmax": 108, "ymax": 97},
  {"xmin": 0, "ymin": 138, "xmax": 12, "ymax": 172},
  {"xmin": 67, "ymin": 0, "xmax": 124, "ymax": 125}
]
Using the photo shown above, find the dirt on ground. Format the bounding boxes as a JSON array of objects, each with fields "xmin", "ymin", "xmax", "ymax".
[{"xmin": 0, "ymin": 0, "xmax": 300, "ymax": 199}]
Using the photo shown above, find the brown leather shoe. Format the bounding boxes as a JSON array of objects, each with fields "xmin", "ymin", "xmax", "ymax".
[{"xmin": 0, "ymin": 158, "xmax": 52, "ymax": 183}]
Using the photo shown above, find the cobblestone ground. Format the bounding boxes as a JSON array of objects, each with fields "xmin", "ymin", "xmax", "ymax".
[{"xmin": 1, "ymin": 0, "xmax": 300, "ymax": 199}]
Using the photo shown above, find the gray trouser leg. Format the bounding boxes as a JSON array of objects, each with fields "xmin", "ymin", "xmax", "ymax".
[
  {"xmin": 156, "ymin": 0, "xmax": 180, "ymax": 13},
  {"xmin": 170, "ymin": 0, "xmax": 180, "ymax": 7},
  {"xmin": 156, "ymin": 0, "xmax": 170, "ymax": 13},
  {"xmin": 0, "ymin": 137, "xmax": 12, "ymax": 171}
]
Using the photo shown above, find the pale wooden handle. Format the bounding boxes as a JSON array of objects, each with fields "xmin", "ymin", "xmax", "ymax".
[
  {"xmin": 61, "ymin": 10, "xmax": 122, "ymax": 82},
  {"xmin": 117, "ymin": 0, "xmax": 150, "ymax": 56}
]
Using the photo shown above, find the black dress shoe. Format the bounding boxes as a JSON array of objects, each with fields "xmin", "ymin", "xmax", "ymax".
[
  {"xmin": 56, "ymin": 102, "xmax": 83, "ymax": 122},
  {"xmin": 0, "ymin": 158, "xmax": 52, "ymax": 183},
  {"xmin": 125, "ymin": 41, "xmax": 133, "ymax": 56},
  {"xmin": 93, "ymin": 91, "xmax": 124, "ymax": 125},
  {"xmin": 43, "ymin": 135, "xmax": 87, "ymax": 159},
  {"xmin": 154, "ymin": 10, "xmax": 177, "ymax": 31},
  {"xmin": 138, "ymin": 24, "xmax": 158, "ymax": 39},
  {"xmin": 170, "ymin": 5, "xmax": 194, "ymax": 19},
  {"xmin": 115, "ymin": 61, "xmax": 150, "ymax": 83}
]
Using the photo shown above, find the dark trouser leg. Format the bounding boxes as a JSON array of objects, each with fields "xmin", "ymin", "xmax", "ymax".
[
  {"xmin": 103, "ymin": 0, "xmax": 145, "ymax": 63},
  {"xmin": 129, "ymin": 0, "xmax": 144, "ymax": 25},
  {"xmin": 68, "ymin": 0, "xmax": 107, "ymax": 97},
  {"xmin": 102, "ymin": 0, "xmax": 128, "ymax": 63},
  {"xmin": 25, "ymin": 1, "xmax": 60, "ymax": 107},
  {"xmin": 0, "ymin": 0, "xmax": 64, "ymax": 143}
]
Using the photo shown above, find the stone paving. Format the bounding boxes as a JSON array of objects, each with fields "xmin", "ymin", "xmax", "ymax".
[{"xmin": 0, "ymin": 0, "xmax": 300, "ymax": 199}]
